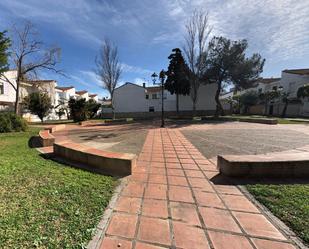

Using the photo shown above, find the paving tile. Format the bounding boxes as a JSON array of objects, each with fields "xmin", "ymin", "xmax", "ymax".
[
  {"xmin": 204, "ymin": 171, "xmax": 219, "ymax": 179},
  {"xmin": 148, "ymin": 174, "xmax": 167, "ymax": 184},
  {"xmin": 199, "ymin": 207, "xmax": 241, "ymax": 233},
  {"xmin": 135, "ymin": 242, "xmax": 166, "ymax": 249},
  {"xmin": 114, "ymin": 196, "xmax": 142, "ymax": 214},
  {"xmin": 144, "ymin": 183, "xmax": 167, "ymax": 200},
  {"xmin": 177, "ymin": 153, "xmax": 192, "ymax": 159},
  {"xmin": 181, "ymin": 163, "xmax": 200, "ymax": 170},
  {"xmin": 251, "ymin": 238, "xmax": 296, "ymax": 249},
  {"xmin": 166, "ymin": 157, "xmax": 180, "ymax": 163},
  {"xmin": 221, "ymin": 194, "xmax": 260, "ymax": 213},
  {"xmin": 122, "ymin": 182, "xmax": 145, "ymax": 198},
  {"xmin": 195, "ymin": 159, "xmax": 212, "ymax": 165},
  {"xmin": 214, "ymin": 185, "xmax": 242, "ymax": 195},
  {"xmin": 100, "ymin": 237, "xmax": 132, "ymax": 249},
  {"xmin": 208, "ymin": 231, "xmax": 254, "ymax": 249},
  {"xmin": 170, "ymin": 202, "xmax": 201, "ymax": 226},
  {"xmin": 130, "ymin": 173, "xmax": 148, "ymax": 182},
  {"xmin": 166, "ymin": 168, "xmax": 185, "ymax": 176},
  {"xmin": 169, "ymin": 186, "xmax": 195, "ymax": 203},
  {"xmin": 173, "ymin": 221, "xmax": 210, "ymax": 249},
  {"xmin": 149, "ymin": 167, "xmax": 166, "ymax": 175},
  {"xmin": 194, "ymin": 190, "xmax": 225, "ymax": 208},
  {"xmin": 106, "ymin": 213, "xmax": 138, "ymax": 238},
  {"xmin": 165, "ymin": 162, "xmax": 182, "ymax": 169},
  {"xmin": 168, "ymin": 175, "xmax": 189, "ymax": 186},
  {"xmin": 138, "ymin": 217, "xmax": 171, "ymax": 246},
  {"xmin": 188, "ymin": 178, "xmax": 214, "ymax": 192},
  {"xmin": 233, "ymin": 211, "xmax": 287, "ymax": 240},
  {"xmin": 142, "ymin": 199, "xmax": 168, "ymax": 218},
  {"xmin": 185, "ymin": 170, "xmax": 205, "ymax": 178},
  {"xmin": 151, "ymin": 162, "xmax": 165, "ymax": 168},
  {"xmin": 199, "ymin": 163, "xmax": 218, "ymax": 171}
]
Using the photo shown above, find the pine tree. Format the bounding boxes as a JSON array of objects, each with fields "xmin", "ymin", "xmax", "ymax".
[
  {"xmin": 165, "ymin": 48, "xmax": 191, "ymax": 113},
  {"xmin": 0, "ymin": 31, "xmax": 10, "ymax": 74}
]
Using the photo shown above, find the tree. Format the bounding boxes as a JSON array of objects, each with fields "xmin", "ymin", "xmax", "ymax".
[
  {"xmin": 165, "ymin": 48, "xmax": 190, "ymax": 113},
  {"xmin": 68, "ymin": 98, "xmax": 89, "ymax": 122},
  {"xmin": 56, "ymin": 108, "xmax": 66, "ymax": 120},
  {"xmin": 87, "ymin": 99, "xmax": 101, "ymax": 118},
  {"xmin": 183, "ymin": 10, "xmax": 212, "ymax": 113},
  {"xmin": 203, "ymin": 36, "xmax": 265, "ymax": 116},
  {"xmin": 0, "ymin": 21, "xmax": 62, "ymax": 115},
  {"xmin": 239, "ymin": 91, "xmax": 259, "ymax": 114},
  {"xmin": 297, "ymin": 84, "xmax": 309, "ymax": 99},
  {"xmin": 95, "ymin": 39, "xmax": 122, "ymax": 119},
  {"xmin": 23, "ymin": 91, "xmax": 52, "ymax": 122},
  {"xmin": 259, "ymin": 90, "xmax": 280, "ymax": 115},
  {"xmin": 0, "ymin": 31, "xmax": 10, "ymax": 74}
]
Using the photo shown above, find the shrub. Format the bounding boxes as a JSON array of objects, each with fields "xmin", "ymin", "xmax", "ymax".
[
  {"xmin": 68, "ymin": 98, "xmax": 88, "ymax": 122},
  {"xmin": 0, "ymin": 112, "xmax": 28, "ymax": 133},
  {"xmin": 23, "ymin": 92, "xmax": 52, "ymax": 122}
]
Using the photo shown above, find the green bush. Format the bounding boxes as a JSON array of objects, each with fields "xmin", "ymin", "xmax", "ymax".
[{"xmin": 0, "ymin": 112, "xmax": 28, "ymax": 133}]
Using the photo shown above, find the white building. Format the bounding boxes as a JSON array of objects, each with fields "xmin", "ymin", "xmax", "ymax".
[{"xmin": 111, "ymin": 82, "xmax": 218, "ymax": 117}]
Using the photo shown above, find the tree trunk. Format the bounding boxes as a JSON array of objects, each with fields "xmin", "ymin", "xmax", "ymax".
[
  {"xmin": 176, "ymin": 94, "xmax": 179, "ymax": 114},
  {"xmin": 214, "ymin": 81, "xmax": 224, "ymax": 117},
  {"xmin": 14, "ymin": 78, "xmax": 20, "ymax": 115},
  {"xmin": 281, "ymin": 101, "xmax": 288, "ymax": 118}
]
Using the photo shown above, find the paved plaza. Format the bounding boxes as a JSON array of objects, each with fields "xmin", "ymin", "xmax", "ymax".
[{"xmin": 97, "ymin": 127, "xmax": 299, "ymax": 249}]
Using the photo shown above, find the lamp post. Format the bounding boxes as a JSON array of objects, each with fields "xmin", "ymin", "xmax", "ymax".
[{"xmin": 151, "ymin": 70, "xmax": 166, "ymax": 128}]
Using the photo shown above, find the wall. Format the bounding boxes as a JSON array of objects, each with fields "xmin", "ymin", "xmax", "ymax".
[{"xmin": 0, "ymin": 70, "xmax": 17, "ymax": 105}]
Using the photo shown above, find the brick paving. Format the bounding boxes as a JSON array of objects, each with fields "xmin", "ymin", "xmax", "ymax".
[{"xmin": 99, "ymin": 128, "xmax": 298, "ymax": 249}]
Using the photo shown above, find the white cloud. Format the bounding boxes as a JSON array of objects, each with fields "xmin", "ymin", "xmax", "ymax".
[{"xmin": 121, "ymin": 63, "xmax": 152, "ymax": 75}]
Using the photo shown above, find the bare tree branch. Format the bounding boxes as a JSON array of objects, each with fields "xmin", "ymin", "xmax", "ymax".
[{"xmin": 95, "ymin": 39, "xmax": 122, "ymax": 119}]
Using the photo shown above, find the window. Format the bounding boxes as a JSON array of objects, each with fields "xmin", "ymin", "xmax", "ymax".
[
  {"xmin": 145, "ymin": 94, "xmax": 149, "ymax": 99},
  {"xmin": 149, "ymin": 106, "xmax": 154, "ymax": 112},
  {"xmin": 0, "ymin": 83, "xmax": 3, "ymax": 94},
  {"xmin": 152, "ymin": 94, "xmax": 157, "ymax": 99}
]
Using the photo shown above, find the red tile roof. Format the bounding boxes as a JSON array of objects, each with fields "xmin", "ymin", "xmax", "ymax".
[
  {"xmin": 283, "ymin": 69, "xmax": 309, "ymax": 76},
  {"xmin": 146, "ymin": 86, "xmax": 161, "ymax": 93},
  {"xmin": 55, "ymin": 86, "xmax": 74, "ymax": 91},
  {"xmin": 89, "ymin": 94, "xmax": 98, "ymax": 97},
  {"xmin": 76, "ymin": 90, "xmax": 88, "ymax": 95}
]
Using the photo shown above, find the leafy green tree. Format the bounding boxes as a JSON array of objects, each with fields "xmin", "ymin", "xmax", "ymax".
[
  {"xmin": 23, "ymin": 92, "xmax": 52, "ymax": 122},
  {"xmin": 259, "ymin": 90, "xmax": 280, "ymax": 115},
  {"xmin": 239, "ymin": 91, "xmax": 259, "ymax": 114},
  {"xmin": 297, "ymin": 84, "xmax": 309, "ymax": 99},
  {"xmin": 68, "ymin": 98, "xmax": 88, "ymax": 122},
  {"xmin": 0, "ymin": 31, "xmax": 10, "ymax": 74},
  {"xmin": 56, "ymin": 108, "xmax": 66, "ymax": 120},
  {"xmin": 87, "ymin": 99, "xmax": 101, "ymax": 118},
  {"xmin": 202, "ymin": 36, "xmax": 265, "ymax": 116},
  {"xmin": 165, "ymin": 48, "xmax": 190, "ymax": 113}
]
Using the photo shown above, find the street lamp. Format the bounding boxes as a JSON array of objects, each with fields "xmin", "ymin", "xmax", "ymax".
[{"xmin": 151, "ymin": 70, "xmax": 166, "ymax": 127}]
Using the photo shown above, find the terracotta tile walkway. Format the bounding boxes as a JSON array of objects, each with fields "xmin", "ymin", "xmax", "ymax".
[{"xmin": 100, "ymin": 128, "xmax": 297, "ymax": 249}]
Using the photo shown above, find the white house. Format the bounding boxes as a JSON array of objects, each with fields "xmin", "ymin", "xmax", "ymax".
[
  {"xmin": 76, "ymin": 90, "xmax": 89, "ymax": 101},
  {"xmin": 111, "ymin": 82, "xmax": 217, "ymax": 117},
  {"xmin": 89, "ymin": 94, "xmax": 99, "ymax": 102}
]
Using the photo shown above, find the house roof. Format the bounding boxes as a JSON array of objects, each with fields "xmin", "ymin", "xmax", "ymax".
[
  {"xmin": 89, "ymin": 94, "xmax": 98, "ymax": 97},
  {"xmin": 115, "ymin": 82, "xmax": 145, "ymax": 90},
  {"xmin": 256, "ymin": 78, "xmax": 281, "ymax": 84},
  {"xmin": 283, "ymin": 69, "xmax": 309, "ymax": 76},
  {"xmin": 146, "ymin": 86, "xmax": 161, "ymax": 93},
  {"xmin": 55, "ymin": 86, "xmax": 74, "ymax": 91},
  {"xmin": 24, "ymin": 80, "xmax": 56, "ymax": 84},
  {"xmin": 76, "ymin": 90, "xmax": 88, "ymax": 95}
]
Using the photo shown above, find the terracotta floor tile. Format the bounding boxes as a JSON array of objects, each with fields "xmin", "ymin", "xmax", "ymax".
[
  {"xmin": 148, "ymin": 174, "xmax": 167, "ymax": 184},
  {"xmin": 138, "ymin": 217, "xmax": 171, "ymax": 246},
  {"xmin": 151, "ymin": 162, "xmax": 165, "ymax": 168},
  {"xmin": 170, "ymin": 202, "xmax": 201, "ymax": 226},
  {"xmin": 204, "ymin": 171, "xmax": 220, "ymax": 179},
  {"xmin": 149, "ymin": 167, "xmax": 166, "ymax": 175},
  {"xmin": 166, "ymin": 157, "xmax": 180, "ymax": 163},
  {"xmin": 166, "ymin": 168, "xmax": 185, "ymax": 176},
  {"xmin": 135, "ymin": 242, "xmax": 166, "ymax": 249},
  {"xmin": 199, "ymin": 163, "xmax": 218, "ymax": 171},
  {"xmin": 195, "ymin": 159, "xmax": 212, "ymax": 165},
  {"xmin": 100, "ymin": 237, "xmax": 132, "ymax": 249},
  {"xmin": 142, "ymin": 199, "xmax": 168, "ymax": 218},
  {"xmin": 233, "ymin": 212, "xmax": 287, "ymax": 240},
  {"xmin": 122, "ymin": 182, "xmax": 145, "ymax": 198},
  {"xmin": 221, "ymin": 194, "xmax": 260, "ymax": 213},
  {"xmin": 177, "ymin": 153, "xmax": 192, "ymax": 159},
  {"xmin": 144, "ymin": 183, "xmax": 167, "ymax": 200},
  {"xmin": 194, "ymin": 190, "xmax": 225, "ymax": 208},
  {"xmin": 214, "ymin": 185, "xmax": 242, "ymax": 195},
  {"xmin": 106, "ymin": 213, "xmax": 138, "ymax": 238},
  {"xmin": 199, "ymin": 207, "xmax": 241, "ymax": 233},
  {"xmin": 130, "ymin": 173, "xmax": 148, "ymax": 182},
  {"xmin": 208, "ymin": 231, "xmax": 254, "ymax": 249},
  {"xmin": 181, "ymin": 163, "xmax": 200, "ymax": 170},
  {"xmin": 169, "ymin": 186, "xmax": 194, "ymax": 203},
  {"xmin": 165, "ymin": 162, "xmax": 182, "ymax": 169},
  {"xmin": 173, "ymin": 221, "xmax": 210, "ymax": 249},
  {"xmin": 114, "ymin": 196, "xmax": 142, "ymax": 214},
  {"xmin": 185, "ymin": 170, "xmax": 205, "ymax": 178},
  {"xmin": 188, "ymin": 178, "xmax": 214, "ymax": 192},
  {"xmin": 168, "ymin": 176, "xmax": 189, "ymax": 186},
  {"xmin": 251, "ymin": 238, "xmax": 296, "ymax": 249}
]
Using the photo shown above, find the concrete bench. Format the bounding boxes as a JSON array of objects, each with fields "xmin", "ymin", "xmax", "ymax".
[
  {"xmin": 38, "ymin": 130, "xmax": 55, "ymax": 147},
  {"xmin": 53, "ymin": 141, "xmax": 136, "ymax": 176},
  {"xmin": 218, "ymin": 152, "xmax": 309, "ymax": 177}
]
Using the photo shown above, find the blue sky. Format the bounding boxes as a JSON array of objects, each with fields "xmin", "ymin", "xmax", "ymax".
[{"xmin": 0, "ymin": 0, "xmax": 308, "ymax": 98}]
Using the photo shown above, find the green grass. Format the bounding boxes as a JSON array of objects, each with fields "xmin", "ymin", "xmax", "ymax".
[
  {"xmin": 0, "ymin": 129, "xmax": 116, "ymax": 248},
  {"xmin": 247, "ymin": 184, "xmax": 309, "ymax": 245}
]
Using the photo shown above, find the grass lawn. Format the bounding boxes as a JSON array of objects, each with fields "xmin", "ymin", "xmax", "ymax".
[
  {"xmin": 0, "ymin": 128, "xmax": 116, "ymax": 248},
  {"xmin": 247, "ymin": 184, "xmax": 309, "ymax": 245}
]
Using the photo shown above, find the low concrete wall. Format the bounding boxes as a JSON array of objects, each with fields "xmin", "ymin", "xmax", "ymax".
[
  {"xmin": 53, "ymin": 141, "xmax": 136, "ymax": 176},
  {"xmin": 239, "ymin": 118, "xmax": 278, "ymax": 125},
  {"xmin": 218, "ymin": 153, "xmax": 309, "ymax": 177},
  {"xmin": 44, "ymin": 124, "xmax": 66, "ymax": 133},
  {"xmin": 38, "ymin": 130, "xmax": 55, "ymax": 147}
]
